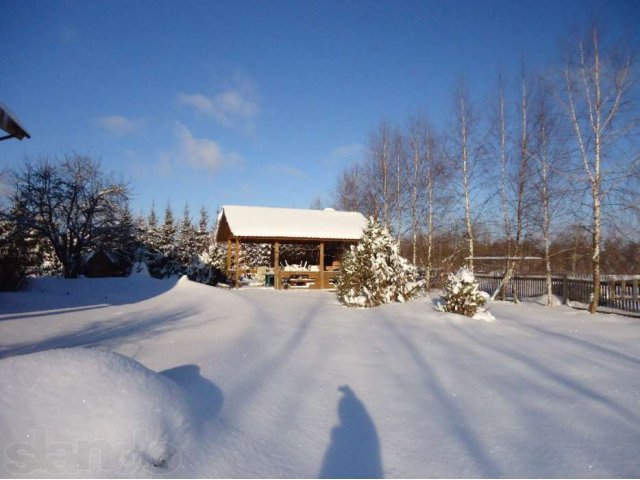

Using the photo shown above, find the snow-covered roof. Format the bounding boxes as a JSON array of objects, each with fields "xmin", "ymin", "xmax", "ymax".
[{"xmin": 216, "ymin": 205, "xmax": 367, "ymax": 242}]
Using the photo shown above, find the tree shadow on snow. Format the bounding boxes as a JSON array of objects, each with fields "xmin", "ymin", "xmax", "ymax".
[
  {"xmin": 0, "ymin": 305, "xmax": 200, "ymax": 360},
  {"xmin": 161, "ymin": 365, "xmax": 224, "ymax": 428},
  {"xmin": 319, "ymin": 385, "xmax": 383, "ymax": 479},
  {"xmin": 380, "ymin": 317, "xmax": 503, "ymax": 477},
  {"xmin": 0, "ymin": 275, "xmax": 180, "ymax": 319}
]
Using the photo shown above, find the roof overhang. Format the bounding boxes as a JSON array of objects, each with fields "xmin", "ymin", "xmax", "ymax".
[
  {"xmin": 0, "ymin": 103, "xmax": 30, "ymax": 141},
  {"xmin": 215, "ymin": 205, "xmax": 367, "ymax": 243}
]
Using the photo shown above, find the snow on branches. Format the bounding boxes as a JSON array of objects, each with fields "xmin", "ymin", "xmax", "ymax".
[
  {"xmin": 438, "ymin": 266, "xmax": 491, "ymax": 319},
  {"xmin": 337, "ymin": 217, "xmax": 422, "ymax": 308}
]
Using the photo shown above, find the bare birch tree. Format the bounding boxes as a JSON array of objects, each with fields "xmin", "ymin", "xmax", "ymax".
[
  {"xmin": 531, "ymin": 75, "xmax": 570, "ymax": 306},
  {"xmin": 508, "ymin": 73, "xmax": 534, "ymax": 302},
  {"xmin": 406, "ymin": 116, "xmax": 426, "ymax": 265},
  {"xmin": 423, "ymin": 123, "xmax": 444, "ymax": 286},
  {"xmin": 562, "ymin": 25, "xmax": 636, "ymax": 313},
  {"xmin": 368, "ymin": 122, "xmax": 392, "ymax": 227},
  {"xmin": 452, "ymin": 83, "xmax": 481, "ymax": 271},
  {"xmin": 334, "ymin": 164, "xmax": 365, "ymax": 213},
  {"xmin": 391, "ymin": 127, "xmax": 407, "ymax": 242},
  {"xmin": 489, "ymin": 77, "xmax": 514, "ymax": 299}
]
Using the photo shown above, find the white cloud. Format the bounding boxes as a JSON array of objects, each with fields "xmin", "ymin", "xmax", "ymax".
[
  {"xmin": 176, "ymin": 123, "xmax": 242, "ymax": 172},
  {"xmin": 178, "ymin": 82, "xmax": 260, "ymax": 132},
  {"xmin": 96, "ymin": 115, "xmax": 145, "ymax": 136}
]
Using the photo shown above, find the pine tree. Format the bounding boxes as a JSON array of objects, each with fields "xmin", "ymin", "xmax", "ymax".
[
  {"xmin": 438, "ymin": 266, "xmax": 486, "ymax": 317},
  {"xmin": 0, "ymin": 201, "xmax": 42, "ymax": 289},
  {"xmin": 159, "ymin": 202, "xmax": 176, "ymax": 257},
  {"xmin": 336, "ymin": 217, "xmax": 422, "ymax": 307},
  {"xmin": 148, "ymin": 201, "xmax": 158, "ymax": 230},
  {"xmin": 113, "ymin": 202, "xmax": 137, "ymax": 262},
  {"xmin": 195, "ymin": 205, "xmax": 211, "ymax": 254},
  {"xmin": 178, "ymin": 203, "xmax": 198, "ymax": 265},
  {"xmin": 145, "ymin": 201, "xmax": 162, "ymax": 253},
  {"xmin": 134, "ymin": 214, "xmax": 147, "ymax": 261},
  {"xmin": 198, "ymin": 205, "xmax": 209, "ymax": 235},
  {"xmin": 0, "ymin": 215, "xmax": 29, "ymax": 290}
]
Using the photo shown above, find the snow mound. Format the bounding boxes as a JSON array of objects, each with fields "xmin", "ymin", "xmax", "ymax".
[
  {"xmin": 528, "ymin": 293, "xmax": 563, "ymax": 307},
  {"xmin": 0, "ymin": 348, "xmax": 194, "ymax": 478},
  {"xmin": 472, "ymin": 310, "xmax": 496, "ymax": 322}
]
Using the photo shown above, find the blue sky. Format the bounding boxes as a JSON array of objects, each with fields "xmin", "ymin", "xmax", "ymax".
[{"xmin": 1, "ymin": 0, "xmax": 638, "ymax": 222}]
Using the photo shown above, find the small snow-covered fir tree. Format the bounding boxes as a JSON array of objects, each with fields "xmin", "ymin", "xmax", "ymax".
[
  {"xmin": 159, "ymin": 202, "xmax": 177, "ymax": 258},
  {"xmin": 144, "ymin": 202, "xmax": 163, "ymax": 254},
  {"xmin": 195, "ymin": 206, "xmax": 211, "ymax": 253},
  {"xmin": 336, "ymin": 217, "xmax": 422, "ymax": 308},
  {"xmin": 438, "ymin": 266, "xmax": 486, "ymax": 317},
  {"xmin": 177, "ymin": 203, "xmax": 199, "ymax": 266},
  {"xmin": 186, "ymin": 242, "xmax": 226, "ymax": 284}
]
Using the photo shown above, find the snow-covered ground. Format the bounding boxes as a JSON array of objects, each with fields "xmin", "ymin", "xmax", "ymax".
[{"xmin": 1, "ymin": 272, "xmax": 639, "ymax": 478}]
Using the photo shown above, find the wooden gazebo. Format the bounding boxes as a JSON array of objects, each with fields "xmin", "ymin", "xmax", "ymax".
[{"xmin": 215, "ymin": 205, "xmax": 367, "ymax": 289}]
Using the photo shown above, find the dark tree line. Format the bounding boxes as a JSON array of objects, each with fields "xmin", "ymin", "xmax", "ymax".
[{"xmin": 0, "ymin": 154, "xmax": 224, "ymax": 289}]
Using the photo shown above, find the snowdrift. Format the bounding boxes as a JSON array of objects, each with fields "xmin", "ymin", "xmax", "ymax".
[{"xmin": 0, "ymin": 348, "xmax": 194, "ymax": 478}]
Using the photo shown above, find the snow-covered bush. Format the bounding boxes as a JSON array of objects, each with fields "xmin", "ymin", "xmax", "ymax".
[
  {"xmin": 186, "ymin": 245, "xmax": 226, "ymax": 285},
  {"xmin": 438, "ymin": 266, "xmax": 486, "ymax": 317},
  {"xmin": 336, "ymin": 217, "xmax": 422, "ymax": 308}
]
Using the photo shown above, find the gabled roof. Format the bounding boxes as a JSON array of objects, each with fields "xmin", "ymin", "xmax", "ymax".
[{"xmin": 215, "ymin": 205, "xmax": 367, "ymax": 242}]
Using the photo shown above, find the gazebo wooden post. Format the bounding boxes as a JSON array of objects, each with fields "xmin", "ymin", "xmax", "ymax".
[
  {"xmin": 319, "ymin": 241, "xmax": 325, "ymax": 289},
  {"xmin": 226, "ymin": 239, "xmax": 232, "ymax": 276},
  {"xmin": 274, "ymin": 241, "xmax": 280, "ymax": 289},
  {"xmin": 235, "ymin": 237, "xmax": 241, "ymax": 288}
]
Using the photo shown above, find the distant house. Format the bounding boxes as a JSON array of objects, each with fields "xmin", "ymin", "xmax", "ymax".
[
  {"xmin": 215, "ymin": 205, "xmax": 367, "ymax": 289},
  {"xmin": 82, "ymin": 248, "xmax": 131, "ymax": 278}
]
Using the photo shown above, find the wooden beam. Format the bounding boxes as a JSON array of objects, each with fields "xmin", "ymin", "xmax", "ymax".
[
  {"xmin": 226, "ymin": 239, "xmax": 232, "ymax": 276},
  {"xmin": 319, "ymin": 241, "xmax": 325, "ymax": 289},
  {"xmin": 235, "ymin": 237, "xmax": 241, "ymax": 288},
  {"xmin": 274, "ymin": 241, "xmax": 280, "ymax": 289}
]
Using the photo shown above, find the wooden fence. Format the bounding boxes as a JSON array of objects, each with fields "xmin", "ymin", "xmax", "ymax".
[{"xmin": 475, "ymin": 274, "xmax": 640, "ymax": 316}]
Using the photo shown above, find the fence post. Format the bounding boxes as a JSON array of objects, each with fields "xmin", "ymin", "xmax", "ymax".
[{"xmin": 562, "ymin": 274, "xmax": 568, "ymax": 305}]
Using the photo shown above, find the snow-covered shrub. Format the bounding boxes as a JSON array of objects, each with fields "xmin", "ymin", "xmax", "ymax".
[
  {"xmin": 336, "ymin": 217, "xmax": 422, "ymax": 308},
  {"xmin": 144, "ymin": 251, "xmax": 182, "ymax": 278},
  {"xmin": 186, "ymin": 246, "xmax": 226, "ymax": 285},
  {"xmin": 438, "ymin": 266, "xmax": 486, "ymax": 317}
]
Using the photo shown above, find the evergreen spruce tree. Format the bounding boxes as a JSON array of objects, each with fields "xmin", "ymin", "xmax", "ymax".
[
  {"xmin": 145, "ymin": 201, "xmax": 162, "ymax": 254},
  {"xmin": 438, "ymin": 266, "xmax": 486, "ymax": 317},
  {"xmin": 336, "ymin": 217, "xmax": 422, "ymax": 307},
  {"xmin": 159, "ymin": 202, "xmax": 177, "ymax": 258},
  {"xmin": 134, "ymin": 214, "xmax": 148, "ymax": 261},
  {"xmin": 148, "ymin": 201, "xmax": 158, "ymax": 229},
  {"xmin": 0, "ymin": 200, "xmax": 43, "ymax": 288},
  {"xmin": 113, "ymin": 202, "xmax": 137, "ymax": 263},
  {"xmin": 178, "ymin": 203, "xmax": 198, "ymax": 266},
  {"xmin": 144, "ymin": 201, "xmax": 180, "ymax": 278},
  {"xmin": 198, "ymin": 205, "xmax": 209, "ymax": 235},
  {"xmin": 195, "ymin": 205, "xmax": 211, "ymax": 255},
  {"xmin": 209, "ymin": 242, "xmax": 227, "ymax": 271},
  {"xmin": 0, "ymin": 213, "xmax": 29, "ymax": 290}
]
